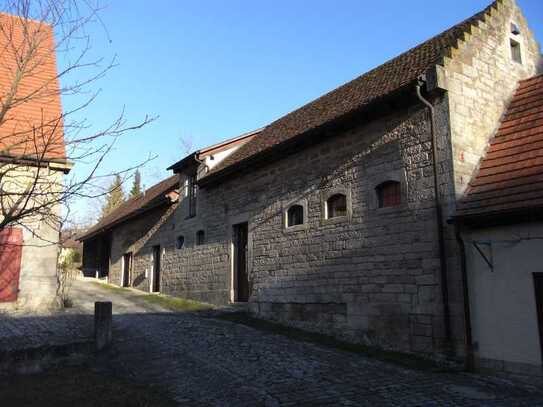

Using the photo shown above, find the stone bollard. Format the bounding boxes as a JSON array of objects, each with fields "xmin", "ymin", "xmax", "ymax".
[{"xmin": 94, "ymin": 301, "xmax": 112, "ymax": 351}]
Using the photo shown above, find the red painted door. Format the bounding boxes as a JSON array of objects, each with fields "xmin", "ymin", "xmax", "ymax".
[{"xmin": 0, "ymin": 228, "xmax": 23, "ymax": 302}]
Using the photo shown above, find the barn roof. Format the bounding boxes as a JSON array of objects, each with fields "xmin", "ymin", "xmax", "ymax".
[{"xmin": 201, "ymin": 2, "xmax": 497, "ymax": 185}]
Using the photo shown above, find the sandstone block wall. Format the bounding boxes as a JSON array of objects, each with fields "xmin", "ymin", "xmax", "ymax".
[{"xmin": 159, "ymin": 105, "xmax": 451, "ymax": 355}]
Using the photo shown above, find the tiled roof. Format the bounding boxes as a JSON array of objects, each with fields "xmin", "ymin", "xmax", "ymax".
[
  {"xmin": 0, "ymin": 13, "xmax": 65, "ymax": 161},
  {"xmin": 78, "ymin": 175, "xmax": 179, "ymax": 241},
  {"xmin": 456, "ymin": 74, "xmax": 543, "ymax": 218},
  {"xmin": 202, "ymin": 2, "xmax": 496, "ymax": 184}
]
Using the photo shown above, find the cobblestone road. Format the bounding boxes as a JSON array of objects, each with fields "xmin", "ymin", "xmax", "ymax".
[{"xmin": 75, "ymin": 280, "xmax": 543, "ymax": 405}]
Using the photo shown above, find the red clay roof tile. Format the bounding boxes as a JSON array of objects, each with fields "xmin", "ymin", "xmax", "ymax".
[
  {"xmin": 0, "ymin": 13, "xmax": 65, "ymax": 161},
  {"xmin": 457, "ymin": 74, "xmax": 543, "ymax": 218}
]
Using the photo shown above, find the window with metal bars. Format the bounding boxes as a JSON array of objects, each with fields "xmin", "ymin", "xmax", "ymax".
[{"xmin": 376, "ymin": 181, "xmax": 401, "ymax": 208}]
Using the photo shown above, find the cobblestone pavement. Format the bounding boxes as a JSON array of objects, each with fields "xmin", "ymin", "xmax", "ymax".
[
  {"xmin": 65, "ymin": 279, "xmax": 543, "ymax": 407},
  {"xmin": 2, "ymin": 279, "xmax": 542, "ymax": 405}
]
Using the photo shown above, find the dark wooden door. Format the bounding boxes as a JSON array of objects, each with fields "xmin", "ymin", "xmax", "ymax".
[
  {"xmin": 0, "ymin": 228, "xmax": 23, "ymax": 302},
  {"xmin": 152, "ymin": 246, "xmax": 161, "ymax": 292},
  {"xmin": 233, "ymin": 223, "xmax": 249, "ymax": 302},
  {"xmin": 122, "ymin": 253, "xmax": 131, "ymax": 287},
  {"xmin": 534, "ymin": 273, "xmax": 543, "ymax": 362}
]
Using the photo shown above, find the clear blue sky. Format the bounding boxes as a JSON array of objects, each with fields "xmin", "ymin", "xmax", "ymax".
[{"xmin": 62, "ymin": 0, "xmax": 542, "ymax": 224}]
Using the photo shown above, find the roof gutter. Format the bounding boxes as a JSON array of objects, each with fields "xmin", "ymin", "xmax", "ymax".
[{"xmin": 416, "ymin": 75, "xmax": 453, "ymax": 356}]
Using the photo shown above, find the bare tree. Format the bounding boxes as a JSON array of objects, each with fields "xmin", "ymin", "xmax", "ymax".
[{"xmin": 0, "ymin": 0, "xmax": 155, "ymax": 246}]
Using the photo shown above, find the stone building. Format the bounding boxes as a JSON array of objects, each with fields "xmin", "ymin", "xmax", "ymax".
[
  {"xmin": 81, "ymin": 0, "xmax": 542, "ymax": 373},
  {"xmin": 0, "ymin": 14, "xmax": 71, "ymax": 310},
  {"xmin": 79, "ymin": 129, "xmax": 259, "ymax": 291},
  {"xmin": 79, "ymin": 175, "xmax": 179, "ymax": 288}
]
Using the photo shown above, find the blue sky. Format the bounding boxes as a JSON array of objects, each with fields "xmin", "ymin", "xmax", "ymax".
[{"xmin": 62, "ymin": 0, "xmax": 543, "ymax": 224}]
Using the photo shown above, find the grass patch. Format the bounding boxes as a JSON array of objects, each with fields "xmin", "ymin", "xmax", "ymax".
[
  {"xmin": 90, "ymin": 281, "xmax": 130, "ymax": 295},
  {"xmin": 91, "ymin": 281, "xmax": 212, "ymax": 312},
  {"xmin": 0, "ymin": 366, "xmax": 176, "ymax": 407},
  {"xmin": 141, "ymin": 293, "xmax": 212, "ymax": 312},
  {"xmin": 218, "ymin": 312, "xmax": 450, "ymax": 372}
]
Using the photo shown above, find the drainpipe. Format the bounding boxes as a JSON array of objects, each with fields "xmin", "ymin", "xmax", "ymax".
[
  {"xmin": 454, "ymin": 221, "xmax": 475, "ymax": 371},
  {"xmin": 416, "ymin": 76, "xmax": 453, "ymax": 354}
]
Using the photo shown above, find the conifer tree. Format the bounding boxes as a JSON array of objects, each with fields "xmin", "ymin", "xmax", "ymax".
[
  {"xmin": 101, "ymin": 175, "xmax": 125, "ymax": 218},
  {"xmin": 129, "ymin": 170, "xmax": 142, "ymax": 198}
]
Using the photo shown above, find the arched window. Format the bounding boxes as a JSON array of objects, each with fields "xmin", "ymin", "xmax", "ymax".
[
  {"xmin": 176, "ymin": 235, "xmax": 185, "ymax": 249},
  {"xmin": 287, "ymin": 205, "xmax": 304, "ymax": 227},
  {"xmin": 326, "ymin": 194, "xmax": 347, "ymax": 219},
  {"xmin": 376, "ymin": 181, "xmax": 401, "ymax": 208},
  {"xmin": 196, "ymin": 230, "xmax": 205, "ymax": 245}
]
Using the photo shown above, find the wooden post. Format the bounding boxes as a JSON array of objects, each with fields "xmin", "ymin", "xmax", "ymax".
[{"xmin": 94, "ymin": 301, "xmax": 112, "ymax": 351}]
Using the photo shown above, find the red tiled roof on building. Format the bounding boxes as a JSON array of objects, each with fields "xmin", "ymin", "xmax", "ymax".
[
  {"xmin": 456, "ymin": 74, "xmax": 543, "ymax": 218},
  {"xmin": 78, "ymin": 176, "xmax": 179, "ymax": 241},
  {"xmin": 201, "ymin": 2, "xmax": 498, "ymax": 185},
  {"xmin": 0, "ymin": 13, "xmax": 65, "ymax": 161}
]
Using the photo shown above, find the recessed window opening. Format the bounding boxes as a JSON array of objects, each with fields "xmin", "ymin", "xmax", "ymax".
[
  {"xmin": 510, "ymin": 39, "xmax": 522, "ymax": 64},
  {"xmin": 511, "ymin": 22, "xmax": 521, "ymax": 35},
  {"xmin": 176, "ymin": 235, "xmax": 185, "ymax": 249},
  {"xmin": 188, "ymin": 174, "xmax": 197, "ymax": 217},
  {"xmin": 287, "ymin": 205, "xmax": 304, "ymax": 227},
  {"xmin": 326, "ymin": 194, "xmax": 347, "ymax": 219},
  {"xmin": 196, "ymin": 230, "xmax": 205, "ymax": 246},
  {"xmin": 376, "ymin": 181, "xmax": 401, "ymax": 208}
]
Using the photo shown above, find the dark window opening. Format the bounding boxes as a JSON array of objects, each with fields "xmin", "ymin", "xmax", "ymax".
[
  {"xmin": 326, "ymin": 194, "xmax": 347, "ymax": 219},
  {"xmin": 376, "ymin": 181, "xmax": 401, "ymax": 208},
  {"xmin": 287, "ymin": 205, "xmax": 304, "ymax": 227},
  {"xmin": 176, "ymin": 235, "xmax": 185, "ymax": 249},
  {"xmin": 511, "ymin": 23, "xmax": 521, "ymax": 35},
  {"xmin": 510, "ymin": 39, "xmax": 522, "ymax": 64},
  {"xmin": 196, "ymin": 230, "xmax": 205, "ymax": 246},
  {"xmin": 188, "ymin": 174, "xmax": 197, "ymax": 218}
]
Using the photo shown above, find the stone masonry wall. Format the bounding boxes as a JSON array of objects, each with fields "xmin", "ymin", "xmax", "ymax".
[
  {"xmin": 444, "ymin": 0, "xmax": 540, "ymax": 197},
  {"xmin": 108, "ymin": 204, "xmax": 176, "ymax": 292},
  {"xmin": 160, "ymin": 104, "xmax": 450, "ymax": 355},
  {"xmin": 435, "ymin": 0, "xmax": 541, "ymax": 356}
]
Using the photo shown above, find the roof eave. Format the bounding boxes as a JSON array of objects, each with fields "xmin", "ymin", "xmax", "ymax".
[{"xmin": 452, "ymin": 205, "xmax": 543, "ymax": 228}]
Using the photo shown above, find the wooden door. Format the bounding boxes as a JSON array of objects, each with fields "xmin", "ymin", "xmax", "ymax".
[
  {"xmin": 534, "ymin": 273, "xmax": 543, "ymax": 362},
  {"xmin": 122, "ymin": 253, "xmax": 131, "ymax": 287},
  {"xmin": 0, "ymin": 228, "xmax": 23, "ymax": 302},
  {"xmin": 233, "ymin": 223, "xmax": 249, "ymax": 302},
  {"xmin": 152, "ymin": 246, "xmax": 161, "ymax": 292}
]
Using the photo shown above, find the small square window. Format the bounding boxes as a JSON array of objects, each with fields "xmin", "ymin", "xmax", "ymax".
[
  {"xmin": 326, "ymin": 194, "xmax": 347, "ymax": 219},
  {"xmin": 287, "ymin": 205, "xmax": 304, "ymax": 227},
  {"xmin": 511, "ymin": 23, "xmax": 520, "ymax": 35},
  {"xmin": 376, "ymin": 181, "xmax": 401, "ymax": 208},
  {"xmin": 510, "ymin": 39, "xmax": 522, "ymax": 64}
]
